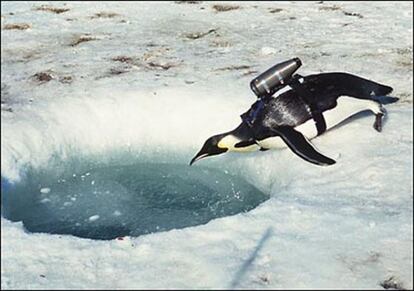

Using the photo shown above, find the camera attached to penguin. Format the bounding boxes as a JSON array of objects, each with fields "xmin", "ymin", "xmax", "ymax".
[
  {"xmin": 190, "ymin": 58, "xmax": 396, "ymax": 167},
  {"xmin": 250, "ymin": 57, "xmax": 302, "ymax": 99},
  {"xmin": 243, "ymin": 57, "xmax": 303, "ymax": 128}
]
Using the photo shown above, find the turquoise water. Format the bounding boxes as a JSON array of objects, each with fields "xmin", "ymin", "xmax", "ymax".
[{"xmin": 1, "ymin": 163, "xmax": 268, "ymax": 240}]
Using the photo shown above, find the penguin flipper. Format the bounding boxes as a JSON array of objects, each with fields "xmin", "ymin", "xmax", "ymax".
[{"xmin": 272, "ymin": 126, "xmax": 336, "ymax": 166}]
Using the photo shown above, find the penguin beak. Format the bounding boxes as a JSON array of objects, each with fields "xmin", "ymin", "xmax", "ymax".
[
  {"xmin": 189, "ymin": 151, "xmax": 209, "ymax": 166},
  {"xmin": 190, "ymin": 135, "xmax": 228, "ymax": 166}
]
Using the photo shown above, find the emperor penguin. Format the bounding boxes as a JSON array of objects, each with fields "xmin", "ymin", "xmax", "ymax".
[{"xmin": 190, "ymin": 72, "xmax": 396, "ymax": 166}]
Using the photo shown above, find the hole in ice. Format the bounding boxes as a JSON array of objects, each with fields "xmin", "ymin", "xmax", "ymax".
[{"xmin": 1, "ymin": 163, "xmax": 268, "ymax": 240}]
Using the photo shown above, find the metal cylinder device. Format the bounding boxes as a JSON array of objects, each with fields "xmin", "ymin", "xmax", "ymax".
[{"xmin": 250, "ymin": 57, "xmax": 302, "ymax": 98}]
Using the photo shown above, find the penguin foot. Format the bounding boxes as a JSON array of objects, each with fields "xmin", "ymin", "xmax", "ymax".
[
  {"xmin": 373, "ymin": 105, "xmax": 386, "ymax": 132},
  {"xmin": 373, "ymin": 113, "xmax": 384, "ymax": 132}
]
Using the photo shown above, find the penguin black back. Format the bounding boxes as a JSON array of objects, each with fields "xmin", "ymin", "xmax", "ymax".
[{"xmin": 301, "ymin": 72, "xmax": 393, "ymax": 103}]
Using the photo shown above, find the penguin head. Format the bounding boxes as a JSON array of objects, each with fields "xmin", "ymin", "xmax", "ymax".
[{"xmin": 190, "ymin": 133, "xmax": 229, "ymax": 165}]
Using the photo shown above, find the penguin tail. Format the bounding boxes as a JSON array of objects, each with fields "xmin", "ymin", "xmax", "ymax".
[
  {"xmin": 372, "ymin": 83, "xmax": 393, "ymax": 97},
  {"xmin": 369, "ymin": 82, "xmax": 400, "ymax": 105},
  {"xmin": 356, "ymin": 77, "xmax": 393, "ymax": 98},
  {"xmin": 373, "ymin": 95, "xmax": 399, "ymax": 105}
]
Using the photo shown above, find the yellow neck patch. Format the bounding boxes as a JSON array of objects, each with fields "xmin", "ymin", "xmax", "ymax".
[{"xmin": 218, "ymin": 135, "xmax": 259, "ymax": 152}]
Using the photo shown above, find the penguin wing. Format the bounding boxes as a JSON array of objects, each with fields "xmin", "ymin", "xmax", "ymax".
[{"xmin": 271, "ymin": 126, "xmax": 336, "ymax": 166}]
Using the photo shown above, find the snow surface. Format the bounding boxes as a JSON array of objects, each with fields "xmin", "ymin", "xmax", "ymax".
[{"xmin": 1, "ymin": 1, "xmax": 413, "ymax": 289}]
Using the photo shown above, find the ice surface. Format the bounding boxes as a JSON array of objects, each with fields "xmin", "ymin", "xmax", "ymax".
[{"xmin": 1, "ymin": 1, "xmax": 412, "ymax": 289}]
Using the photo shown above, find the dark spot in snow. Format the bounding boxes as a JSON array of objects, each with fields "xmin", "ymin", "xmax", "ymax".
[
  {"xmin": 2, "ymin": 23, "xmax": 31, "ymax": 30},
  {"xmin": 318, "ymin": 5, "xmax": 341, "ymax": 11},
  {"xmin": 212, "ymin": 4, "xmax": 240, "ymax": 12},
  {"xmin": 268, "ymin": 8, "xmax": 283, "ymax": 13},
  {"xmin": 394, "ymin": 47, "xmax": 413, "ymax": 55},
  {"xmin": 96, "ymin": 66, "xmax": 131, "ymax": 79},
  {"xmin": 34, "ymin": 5, "xmax": 70, "ymax": 14},
  {"xmin": 289, "ymin": 16, "xmax": 296, "ymax": 20},
  {"xmin": 32, "ymin": 72, "xmax": 54, "ymax": 83},
  {"xmin": 175, "ymin": 1, "xmax": 202, "ymax": 4},
  {"xmin": 112, "ymin": 56, "xmax": 134, "ymax": 64},
  {"xmin": 258, "ymin": 275, "xmax": 270, "ymax": 284},
  {"xmin": 70, "ymin": 35, "xmax": 97, "ymax": 47},
  {"xmin": 215, "ymin": 65, "xmax": 252, "ymax": 71},
  {"xmin": 318, "ymin": 5, "xmax": 363, "ymax": 18},
  {"xmin": 109, "ymin": 67, "xmax": 129, "ymax": 75},
  {"xmin": 1, "ymin": 107, "xmax": 13, "ymax": 112},
  {"xmin": 90, "ymin": 12, "xmax": 121, "ymax": 19},
  {"xmin": 183, "ymin": 28, "xmax": 218, "ymax": 40},
  {"xmin": 146, "ymin": 62, "xmax": 178, "ymax": 70},
  {"xmin": 59, "ymin": 76, "xmax": 73, "ymax": 84},
  {"xmin": 1, "ymin": 83, "xmax": 10, "ymax": 98},
  {"xmin": 380, "ymin": 276, "xmax": 405, "ymax": 290},
  {"xmin": 40, "ymin": 274, "xmax": 46, "ymax": 278},
  {"xmin": 343, "ymin": 11, "xmax": 363, "ymax": 18}
]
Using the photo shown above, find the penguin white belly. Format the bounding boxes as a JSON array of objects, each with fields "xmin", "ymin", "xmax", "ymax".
[
  {"xmin": 256, "ymin": 136, "xmax": 286, "ymax": 149},
  {"xmin": 257, "ymin": 96, "xmax": 380, "ymax": 150},
  {"xmin": 323, "ymin": 96, "xmax": 381, "ymax": 129},
  {"xmin": 257, "ymin": 118, "xmax": 317, "ymax": 149}
]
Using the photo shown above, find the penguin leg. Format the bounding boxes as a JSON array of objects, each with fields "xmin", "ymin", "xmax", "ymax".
[
  {"xmin": 364, "ymin": 101, "xmax": 386, "ymax": 132},
  {"xmin": 346, "ymin": 98, "xmax": 386, "ymax": 132},
  {"xmin": 333, "ymin": 97, "xmax": 387, "ymax": 133},
  {"xmin": 373, "ymin": 105, "xmax": 386, "ymax": 132},
  {"xmin": 271, "ymin": 126, "xmax": 336, "ymax": 166}
]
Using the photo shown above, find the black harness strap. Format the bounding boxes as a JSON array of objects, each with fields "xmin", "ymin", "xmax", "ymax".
[
  {"xmin": 312, "ymin": 109, "xmax": 327, "ymax": 136},
  {"xmin": 289, "ymin": 78, "xmax": 327, "ymax": 136},
  {"xmin": 241, "ymin": 98, "xmax": 265, "ymax": 128},
  {"xmin": 242, "ymin": 76, "xmax": 327, "ymax": 136}
]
